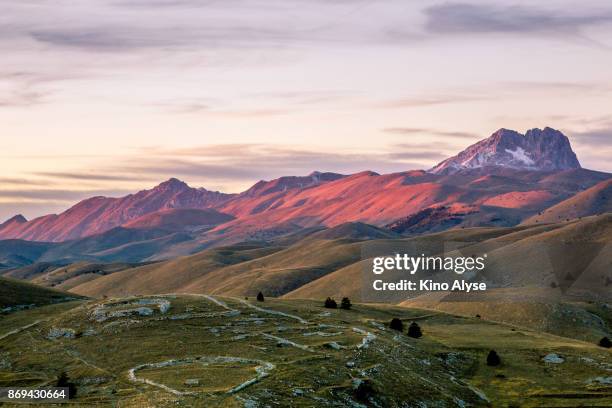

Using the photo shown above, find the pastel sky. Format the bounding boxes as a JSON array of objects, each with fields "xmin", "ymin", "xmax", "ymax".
[{"xmin": 1, "ymin": 0, "xmax": 612, "ymax": 221}]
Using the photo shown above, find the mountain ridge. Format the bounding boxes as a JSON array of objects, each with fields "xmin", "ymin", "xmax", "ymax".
[{"xmin": 0, "ymin": 127, "xmax": 609, "ymax": 246}]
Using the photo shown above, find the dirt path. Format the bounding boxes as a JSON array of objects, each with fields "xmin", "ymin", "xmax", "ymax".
[
  {"xmin": 233, "ymin": 298, "xmax": 309, "ymax": 324},
  {"xmin": 0, "ymin": 320, "xmax": 43, "ymax": 341}
]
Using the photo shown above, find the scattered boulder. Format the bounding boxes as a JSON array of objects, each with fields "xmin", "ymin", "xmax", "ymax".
[
  {"xmin": 257, "ymin": 292, "xmax": 265, "ymax": 302},
  {"xmin": 542, "ymin": 353, "xmax": 564, "ymax": 364},
  {"xmin": 47, "ymin": 328, "xmax": 76, "ymax": 340},
  {"xmin": 324, "ymin": 342, "xmax": 344, "ymax": 350},
  {"xmin": 588, "ymin": 376, "xmax": 612, "ymax": 385}
]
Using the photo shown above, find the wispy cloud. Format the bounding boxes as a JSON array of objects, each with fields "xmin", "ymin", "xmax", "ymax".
[
  {"xmin": 31, "ymin": 172, "xmax": 144, "ymax": 182},
  {"xmin": 424, "ymin": 3, "xmax": 612, "ymax": 36},
  {"xmin": 116, "ymin": 143, "xmax": 444, "ymax": 182},
  {"xmin": 374, "ymin": 94, "xmax": 487, "ymax": 109},
  {"xmin": 382, "ymin": 127, "xmax": 477, "ymax": 139},
  {"xmin": 0, "ymin": 188, "xmax": 134, "ymax": 202}
]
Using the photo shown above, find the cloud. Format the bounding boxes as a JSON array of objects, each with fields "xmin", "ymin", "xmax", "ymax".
[
  {"xmin": 91, "ymin": 143, "xmax": 454, "ymax": 185},
  {"xmin": 0, "ymin": 188, "xmax": 134, "ymax": 202},
  {"xmin": 572, "ymin": 130, "xmax": 612, "ymax": 147},
  {"xmin": 382, "ymin": 127, "xmax": 477, "ymax": 139},
  {"xmin": 375, "ymin": 94, "xmax": 487, "ymax": 108},
  {"xmin": 31, "ymin": 172, "xmax": 145, "ymax": 182},
  {"xmin": 566, "ymin": 124, "xmax": 612, "ymax": 148},
  {"xmin": 0, "ymin": 177, "xmax": 50, "ymax": 186},
  {"xmin": 423, "ymin": 3, "xmax": 612, "ymax": 38},
  {"xmin": 560, "ymin": 122, "xmax": 612, "ymax": 172}
]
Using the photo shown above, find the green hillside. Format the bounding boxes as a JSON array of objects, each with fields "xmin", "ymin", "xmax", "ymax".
[
  {"xmin": 0, "ymin": 276, "xmax": 84, "ymax": 309},
  {"xmin": 1, "ymin": 295, "xmax": 610, "ymax": 407}
]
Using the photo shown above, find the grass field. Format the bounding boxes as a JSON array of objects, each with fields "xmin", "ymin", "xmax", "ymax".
[{"xmin": 0, "ymin": 295, "xmax": 610, "ymax": 407}]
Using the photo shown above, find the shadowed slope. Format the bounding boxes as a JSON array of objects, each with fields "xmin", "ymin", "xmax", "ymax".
[
  {"xmin": 0, "ymin": 276, "xmax": 84, "ymax": 308},
  {"xmin": 523, "ymin": 178, "xmax": 612, "ymax": 224}
]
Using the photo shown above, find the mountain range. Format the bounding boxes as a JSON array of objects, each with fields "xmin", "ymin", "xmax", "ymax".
[{"xmin": 0, "ymin": 127, "xmax": 610, "ymax": 272}]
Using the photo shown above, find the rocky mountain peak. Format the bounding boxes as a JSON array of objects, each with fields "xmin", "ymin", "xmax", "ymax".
[
  {"xmin": 153, "ymin": 178, "xmax": 189, "ymax": 192},
  {"xmin": 429, "ymin": 127, "xmax": 580, "ymax": 175},
  {"xmin": 0, "ymin": 214, "xmax": 27, "ymax": 228}
]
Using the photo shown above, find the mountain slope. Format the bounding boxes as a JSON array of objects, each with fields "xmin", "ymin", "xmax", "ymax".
[
  {"xmin": 523, "ymin": 178, "xmax": 612, "ymax": 224},
  {"xmin": 68, "ymin": 223, "xmax": 390, "ymax": 297},
  {"xmin": 1, "ymin": 127, "xmax": 609, "ymax": 248},
  {"xmin": 0, "ymin": 214, "xmax": 27, "ymax": 236},
  {"xmin": 0, "ymin": 240, "xmax": 56, "ymax": 269},
  {"xmin": 122, "ymin": 208, "xmax": 234, "ymax": 231},
  {"xmin": 0, "ymin": 276, "xmax": 84, "ymax": 309},
  {"xmin": 69, "ymin": 244, "xmax": 283, "ymax": 297},
  {"xmin": 0, "ymin": 179, "xmax": 233, "ymax": 242}
]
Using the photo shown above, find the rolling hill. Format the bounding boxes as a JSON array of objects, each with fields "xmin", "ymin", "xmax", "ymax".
[
  {"xmin": 523, "ymin": 178, "xmax": 612, "ymax": 224},
  {"xmin": 0, "ymin": 276, "xmax": 84, "ymax": 309}
]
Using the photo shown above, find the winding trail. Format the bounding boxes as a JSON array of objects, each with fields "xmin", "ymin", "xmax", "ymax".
[
  {"xmin": 233, "ymin": 298, "xmax": 309, "ymax": 324},
  {"xmin": 0, "ymin": 320, "xmax": 43, "ymax": 341},
  {"xmin": 200, "ymin": 295, "xmax": 236, "ymax": 312},
  {"xmin": 262, "ymin": 333, "xmax": 313, "ymax": 352}
]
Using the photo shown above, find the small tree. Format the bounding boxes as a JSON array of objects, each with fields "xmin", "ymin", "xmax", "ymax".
[
  {"xmin": 256, "ymin": 292, "xmax": 264, "ymax": 302},
  {"xmin": 340, "ymin": 297, "xmax": 352, "ymax": 310},
  {"xmin": 353, "ymin": 379, "xmax": 374, "ymax": 402},
  {"xmin": 599, "ymin": 336, "xmax": 612, "ymax": 348},
  {"xmin": 324, "ymin": 297, "xmax": 337, "ymax": 309},
  {"xmin": 487, "ymin": 350, "xmax": 501, "ymax": 366},
  {"xmin": 389, "ymin": 318, "xmax": 403, "ymax": 332},
  {"xmin": 56, "ymin": 372, "xmax": 77, "ymax": 399},
  {"xmin": 407, "ymin": 322, "xmax": 422, "ymax": 338}
]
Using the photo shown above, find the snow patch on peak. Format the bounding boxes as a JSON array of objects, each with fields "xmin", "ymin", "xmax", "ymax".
[
  {"xmin": 429, "ymin": 127, "xmax": 580, "ymax": 175},
  {"xmin": 505, "ymin": 147, "xmax": 534, "ymax": 166}
]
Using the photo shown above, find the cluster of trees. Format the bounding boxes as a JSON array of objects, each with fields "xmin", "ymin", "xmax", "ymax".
[
  {"xmin": 389, "ymin": 318, "xmax": 423, "ymax": 338},
  {"xmin": 324, "ymin": 297, "xmax": 352, "ymax": 310}
]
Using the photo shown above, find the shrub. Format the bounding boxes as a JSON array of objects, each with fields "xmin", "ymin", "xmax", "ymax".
[
  {"xmin": 256, "ymin": 292, "xmax": 264, "ymax": 302},
  {"xmin": 487, "ymin": 350, "xmax": 501, "ymax": 366},
  {"xmin": 407, "ymin": 322, "xmax": 422, "ymax": 338},
  {"xmin": 599, "ymin": 336, "xmax": 612, "ymax": 348},
  {"xmin": 389, "ymin": 318, "xmax": 403, "ymax": 332},
  {"xmin": 353, "ymin": 379, "xmax": 375, "ymax": 402},
  {"xmin": 340, "ymin": 297, "xmax": 352, "ymax": 310},
  {"xmin": 56, "ymin": 372, "xmax": 77, "ymax": 399},
  {"xmin": 324, "ymin": 297, "xmax": 337, "ymax": 309}
]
